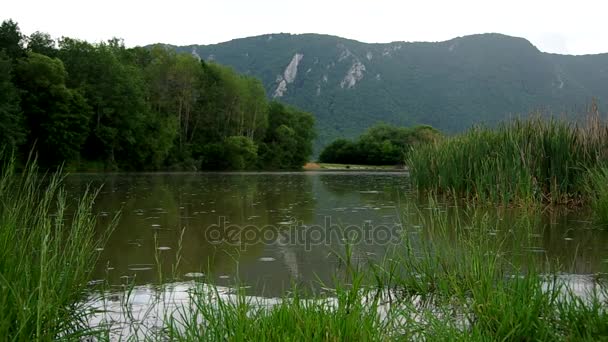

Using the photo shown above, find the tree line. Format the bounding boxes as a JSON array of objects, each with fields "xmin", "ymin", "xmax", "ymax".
[
  {"xmin": 319, "ymin": 124, "xmax": 441, "ymax": 165},
  {"xmin": 0, "ymin": 20, "xmax": 315, "ymax": 170}
]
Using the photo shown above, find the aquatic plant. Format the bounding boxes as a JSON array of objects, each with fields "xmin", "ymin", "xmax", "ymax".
[
  {"xmin": 0, "ymin": 157, "xmax": 114, "ymax": 340},
  {"xmin": 408, "ymin": 107, "xmax": 608, "ymax": 206},
  {"xmin": 585, "ymin": 167, "xmax": 608, "ymax": 226}
]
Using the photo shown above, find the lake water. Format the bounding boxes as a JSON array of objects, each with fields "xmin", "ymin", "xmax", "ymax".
[{"xmin": 65, "ymin": 172, "xmax": 608, "ymax": 298}]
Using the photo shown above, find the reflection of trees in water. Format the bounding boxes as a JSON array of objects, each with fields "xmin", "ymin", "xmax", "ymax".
[
  {"xmin": 69, "ymin": 174, "xmax": 317, "ymax": 286},
  {"xmin": 194, "ymin": 174, "xmax": 317, "ymax": 289},
  {"xmin": 408, "ymin": 202, "xmax": 608, "ymax": 275},
  {"xmin": 319, "ymin": 173, "xmax": 408, "ymax": 200},
  {"xmin": 67, "ymin": 173, "xmax": 607, "ymax": 295}
]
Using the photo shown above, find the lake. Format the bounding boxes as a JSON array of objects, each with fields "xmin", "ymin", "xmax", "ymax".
[{"xmin": 65, "ymin": 171, "xmax": 608, "ymax": 298}]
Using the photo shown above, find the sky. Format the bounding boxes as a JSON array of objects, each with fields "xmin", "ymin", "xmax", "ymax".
[{"xmin": 3, "ymin": 0, "xmax": 608, "ymax": 55}]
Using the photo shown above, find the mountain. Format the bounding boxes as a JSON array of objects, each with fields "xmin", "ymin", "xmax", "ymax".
[{"xmin": 166, "ymin": 33, "xmax": 608, "ymax": 151}]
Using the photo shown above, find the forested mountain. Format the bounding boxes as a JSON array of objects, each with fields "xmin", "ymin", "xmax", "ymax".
[{"xmin": 169, "ymin": 33, "xmax": 608, "ymax": 150}]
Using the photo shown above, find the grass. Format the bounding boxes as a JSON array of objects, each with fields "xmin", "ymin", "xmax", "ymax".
[
  {"xmin": 163, "ymin": 283, "xmax": 389, "ymax": 341},
  {"xmin": 585, "ymin": 166, "xmax": 608, "ymax": 226},
  {"xmin": 382, "ymin": 199, "xmax": 608, "ymax": 340},
  {"xmin": 408, "ymin": 109, "xmax": 608, "ymax": 206},
  {"xmin": 0, "ymin": 157, "xmax": 114, "ymax": 340}
]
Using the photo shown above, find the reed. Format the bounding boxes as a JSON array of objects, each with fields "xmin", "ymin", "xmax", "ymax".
[
  {"xmin": 585, "ymin": 166, "xmax": 608, "ymax": 226},
  {"xmin": 408, "ymin": 110, "xmax": 608, "ymax": 206},
  {"xmin": 0, "ymin": 157, "xmax": 114, "ymax": 340}
]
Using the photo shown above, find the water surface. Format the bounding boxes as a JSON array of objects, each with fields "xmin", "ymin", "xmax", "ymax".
[{"xmin": 65, "ymin": 172, "xmax": 608, "ymax": 297}]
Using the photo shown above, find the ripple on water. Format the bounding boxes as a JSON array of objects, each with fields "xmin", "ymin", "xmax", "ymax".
[
  {"xmin": 258, "ymin": 257, "xmax": 276, "ymax": 262},
  {"xmin": 184, "ymin": 272, "xmax": 205, "ymax": 278},
  {"xmin": 128, "ymin": 267, "xmax": 153, "ymax": 271}
]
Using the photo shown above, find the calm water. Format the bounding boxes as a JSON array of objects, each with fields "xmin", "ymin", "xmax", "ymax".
[{"xmin": 65, "ymin": 172, "xmax": 608, "ymax": 297}]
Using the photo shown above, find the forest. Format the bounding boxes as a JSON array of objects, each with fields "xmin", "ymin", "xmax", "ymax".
[{"xmin": 0, "ymin": 20, "xmax": 315, "ymax": 171}]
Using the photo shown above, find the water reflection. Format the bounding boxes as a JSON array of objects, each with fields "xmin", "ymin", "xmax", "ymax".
[{"xmin": 65, "ymin": 172, "xmax": 608, "ymax": 297}]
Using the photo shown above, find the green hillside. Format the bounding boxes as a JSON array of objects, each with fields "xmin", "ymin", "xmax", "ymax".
[{"xmin": 167, "ymin": 33, "xmax": 608, "ymax": 151}]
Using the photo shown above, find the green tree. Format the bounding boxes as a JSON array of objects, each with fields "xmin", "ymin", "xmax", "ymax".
[
  {"xmin": 0, "ymin": 19, "xmax": 24, "ymax": 60},
  {"xmin": 318, "ymin": 139, "xmax": 358, "ymax": 164},
  {"xmin": 0, "ymin": 51, "xmax": 24, "ymax": 154},
  {"xmin": 146, "ymin": 47, "xmax": 203, "ymax": 155},
  {"xmin": 224, "ymin": 136, "xmax": 258, "ymax": 170},
  {"xmin": 260, "ymin": 102, "xmax": 315, "ymax": 169},
  {"xmin": 27, "ymin": 31, "xmax": 56, "ymax": 57},
  {"xmin": 319, "ymin": 123, "xmax": 441, "ymax": 165},
  {"xmin": 14, "ymin": 52, "xmax": 91, "ymax": 166}
]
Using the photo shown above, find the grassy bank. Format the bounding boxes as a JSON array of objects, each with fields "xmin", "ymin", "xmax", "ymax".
[
  {"xmin": 408, "ymin": 111, "xmax": 608, "ymax": 207},
  {"xmin": 0, "ymin": 159, "xmax": 113, "ymax": 340}
]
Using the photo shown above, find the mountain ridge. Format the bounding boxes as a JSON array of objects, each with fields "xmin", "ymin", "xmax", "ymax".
[
  {"xmin": 163, "ymin": 32, "xmax": 608, "ymax": 57},
  {"xmin": 163, "ymin": 33, "xmax": 608, "ymax": 151}
]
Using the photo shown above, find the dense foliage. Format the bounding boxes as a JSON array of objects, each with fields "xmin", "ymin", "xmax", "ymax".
[
  {"xmin": 408, "ymin": 106, "xmax": 608, "ymax": 206},
  {"xmin": 172, "ymin": 33, "xmax": 608, "ymax": 152},
  {"xmin": 0, "ymin": 20, "xmax": 315, "ymax": 170},
  {"xmin": 319, "ymin": 124, "xmax": 440, "ymax": 165}
]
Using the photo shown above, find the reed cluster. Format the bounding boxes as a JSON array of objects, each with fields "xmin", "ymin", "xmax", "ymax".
[
  {"xmin": 408, "ymin": 108, "xmax": 608, "ymax": 207},
  {"xmin": 0, "ymin": 158, "xmax": 112, "ymax": 340}
]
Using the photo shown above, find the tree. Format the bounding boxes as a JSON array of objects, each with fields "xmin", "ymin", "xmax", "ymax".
[
  {"xmin": 319, "ymin": 123, "xmax": 442, "ymax": 165},
  {"xmin": 27, "ymin": 31, "xmax": 56, "ymax": 57},
  {"xmin": 224, "ymin": 136, "xmax": 258, "ymax": 170},
  {"xmin": 318, "ymin": 139, "xmax": 358, "ymax": 164},
  {"xmin": 0, "ymin": 20, "xmax": 24, "ymax": 60},
  {"xmin": 260, "ymin": 102, "xmax": 315, "ymax": 169},
  {"xmin": 0, "ymin": 51, "xmax": 24, "ymax": 154},
  {"xmin": 14, "ymin": 52, "xmax": 91, "ymax": 166},
  {"xmin": 146, "ymin": 47, "xmax": 203, "ymax": 154}
]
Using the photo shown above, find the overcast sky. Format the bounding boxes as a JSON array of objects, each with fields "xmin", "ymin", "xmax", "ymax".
[{"xmin": 4, "ymin": 0, "xmax": 607, "ymax": 55}]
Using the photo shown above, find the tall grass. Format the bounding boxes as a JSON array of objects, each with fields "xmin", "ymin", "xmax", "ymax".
[
  {"xmin": 380, "ymin": 199, "xmax": 608, "ymax": 340},
  {"xmin": 408, "ymin": 109, "xmax": 608, "ymax": 206},
  {"xmin": 0, "ymin": 158, "xmax": 113, "ymax": 340},
  {"xmin": 585, "ymin": 166, "xmax": 608, "ymax": 226},
  {"xmin": 163, "ymin": 284, "xmax": 389, "ymax": 341}
]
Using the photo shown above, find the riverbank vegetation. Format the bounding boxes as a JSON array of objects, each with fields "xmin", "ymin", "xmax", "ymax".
[
  {"xmin": 1, "ymin": 157, "xmax": 606, "ymax": 340},
  {"xmin": 319, "ymin": 124, "xmax": 441, "ymax": 165},
  {"xmin": 0, "ymin": 20, "xmax": 315, "ymax": 171},
  {"xmin": 0, "ymin": 158, "xmax": 113, "ymax": 340},
  {"xmin": 408, "ymin": 106, "xmax": 608, "ymax": 210}
]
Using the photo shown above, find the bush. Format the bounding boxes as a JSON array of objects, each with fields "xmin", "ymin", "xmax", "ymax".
[{"xmin": 319, "ymin": 124, "xmax": 441, "ymax": 165}]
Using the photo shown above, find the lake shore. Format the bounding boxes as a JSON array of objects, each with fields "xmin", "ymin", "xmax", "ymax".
[{"xmin": 303, "ymin": 162, "xmax": 405, "ymax": 171}]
